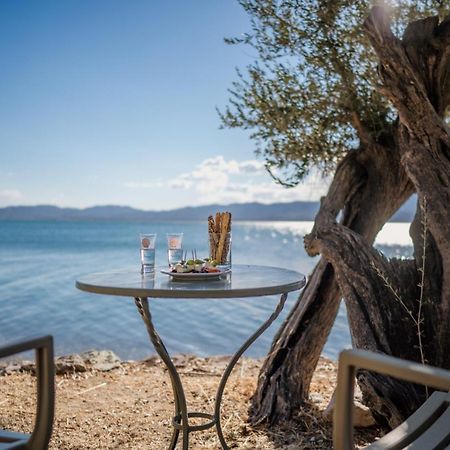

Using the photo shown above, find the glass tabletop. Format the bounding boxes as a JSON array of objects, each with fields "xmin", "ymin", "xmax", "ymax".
[{"xmin": 76, "ymin": 264, "xmax": 306, "ymax": 299}]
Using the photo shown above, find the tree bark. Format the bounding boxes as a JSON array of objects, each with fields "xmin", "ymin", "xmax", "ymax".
[
  {"xmin": 308, "ymin": 220, "xmax": 425, "ymax": 426},
  {"xmin": 298, "ymin": 8, "xmax": 450, "ymax": 427},
  {"xmin": 250, "ymin": 138, "xmax": 413, "ymax": 425},
  {"xmin": 250, "ymin": 7, "xmax": 449, "ymax": 427}
]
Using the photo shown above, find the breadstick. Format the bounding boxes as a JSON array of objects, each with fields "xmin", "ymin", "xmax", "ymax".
[
  {"xmin": 215, "ymin": 212, "xmax": 220, "ymax": 233},
  {"xmin": 216, "ymin": 213, "xmax": 230, "ymax": 263},
  {"xmin": 208, "ymin": 216, "xmax": 216, "ymax": 259},
  {"xmin": 222, "ymin": 212, "xmax": 231, "ymax": 261},
  {"xmin": 208, "ymin": 215, "xmax": 214, "ymax": 233}
]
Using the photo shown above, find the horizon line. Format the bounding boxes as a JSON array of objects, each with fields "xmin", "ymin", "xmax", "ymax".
[{"xmin": 0, "ymin": 200, "xmax": 320, "ymax": 212}]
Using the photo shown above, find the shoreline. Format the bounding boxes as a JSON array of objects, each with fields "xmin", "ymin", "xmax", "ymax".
[{"xmin": 0, "ymin": 352, "xmax": 380, "ymax": 449}]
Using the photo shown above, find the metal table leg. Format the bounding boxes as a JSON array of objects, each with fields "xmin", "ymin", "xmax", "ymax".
[
  {"xmin": 214, "ymin": 293, "xmax": 288, "ymax": 449},
  {"xmin": 135, "ymin": 293, "xmax": 288, "ymax": 449},
  {"xmin": 135, "ymin": 297, "xmax": 189, "ymax": 450}
]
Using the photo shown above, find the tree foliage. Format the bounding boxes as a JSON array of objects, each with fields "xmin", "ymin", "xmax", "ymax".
[{"xmin": 219, "ymin": 0, "xmax": 449, "ymax": 186}]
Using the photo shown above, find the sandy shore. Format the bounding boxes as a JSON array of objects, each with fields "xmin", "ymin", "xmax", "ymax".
[{"xmin": 0, "ymin": 354, "xmax": 379, "ymax": 449}]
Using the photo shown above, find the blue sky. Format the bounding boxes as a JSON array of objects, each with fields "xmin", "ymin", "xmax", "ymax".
[{"xmin": 0, "ymin": 1, "xmax": 328, "ymax": 210}]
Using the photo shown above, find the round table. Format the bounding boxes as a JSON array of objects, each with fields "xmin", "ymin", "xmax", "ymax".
[{"xmin": 76, "ymin": 264, "xmax": 306, "ymax": 450}]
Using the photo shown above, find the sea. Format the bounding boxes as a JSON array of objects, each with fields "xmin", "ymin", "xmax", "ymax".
[{"xmin": 0, "ymin": 220, "xmax": 413, "ymax": 361}]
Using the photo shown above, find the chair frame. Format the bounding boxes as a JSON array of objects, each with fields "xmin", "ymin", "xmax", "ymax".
[
  {"xmin": 0, "ymin": 336, "xmax": 54, "ymax": 450},
  {"xmin": 334, "ymin": 349, "xmax": 450, "ymax": 450}
]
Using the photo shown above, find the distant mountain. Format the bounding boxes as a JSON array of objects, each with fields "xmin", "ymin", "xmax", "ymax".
[{"xmin": 0, "ymin": 197, "xmax": 416, "ymax": 222}]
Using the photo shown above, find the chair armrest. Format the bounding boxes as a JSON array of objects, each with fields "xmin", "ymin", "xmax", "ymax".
[
  {"xmin": 0, "ymin": 335, "xmax": 55, "ymax": 450},
  {"xmin": 0, "ymin": 336, "xmax": 53, "ymax": 360},
  {"xmin": 333, "ymin": 349, "xmax": 450, "ymax": 450}
]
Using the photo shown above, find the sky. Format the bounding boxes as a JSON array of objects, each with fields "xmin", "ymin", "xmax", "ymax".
[{"xmin": 0, "ymin": 0, "xmax": 330, "ymax": 211}]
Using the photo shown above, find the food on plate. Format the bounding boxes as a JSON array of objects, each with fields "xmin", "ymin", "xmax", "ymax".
[
  {"xmin": 204, "ymin": 258, "xmax": 217, "ymax": 269},
  {"xmin": 172, "ymin": 257, "xmax": 221, "ymax": 274},
  {"xmin": 174, "ymin": 263, "xmax": 191, "ymax": 273}
]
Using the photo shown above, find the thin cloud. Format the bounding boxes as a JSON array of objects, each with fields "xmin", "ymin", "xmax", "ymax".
[
  {"xmin": 195, "ymin": 178, "xmax": 329, "ymax": 205},
  {"xmin": 168, "ymin": 156, "xmax": 329, "ymax": 204},
  {"xmin": 169, "ymin": 156, "xmax": 264, "ymax": 190},
  {"xmin": 120, "ymin": 156, "xmax": 330, "ymax": 206},
  {"xmin": 0, "ymin": 189, "xmax": 24, "ymax": 206}
]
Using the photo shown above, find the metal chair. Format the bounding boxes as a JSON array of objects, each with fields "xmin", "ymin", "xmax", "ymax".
[
  {"xmin": 334, "ymin": 349, "xmax": 450, "ymax": 450},
  {"xmin": 0, "ymin": 336, "xmax": 55, "ymax": 450}
]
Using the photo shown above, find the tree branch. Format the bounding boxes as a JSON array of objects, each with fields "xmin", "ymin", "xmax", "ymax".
[{"xmin": 364, "ymin": 7, "xmax": 450, "ymax": 146}]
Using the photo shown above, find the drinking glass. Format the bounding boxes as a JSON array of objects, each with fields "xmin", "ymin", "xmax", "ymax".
[
  {"xmin": 208, "ymin": 231, "xmax": 231, "ymax": 270},
  {"xmin": 167, "ymin": 233, "xmax": 184, "ymax": 268},
  {"xmin": 140, "ymin": 233, "xmax": 157, "ymax": 273}
]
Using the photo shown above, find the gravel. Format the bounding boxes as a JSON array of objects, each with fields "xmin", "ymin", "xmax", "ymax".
[{"xmin": 0, "ymin": 355, "xmax": 380, "ymax": 449}]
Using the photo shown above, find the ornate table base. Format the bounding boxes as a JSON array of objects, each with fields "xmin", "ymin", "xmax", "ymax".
[{"xmin": 134, "ymin": 293, "xmax": 288, "ymax": 450}]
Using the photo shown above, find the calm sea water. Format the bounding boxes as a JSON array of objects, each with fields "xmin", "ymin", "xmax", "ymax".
[{"xmin": 0, "ymin": 220, "xmax": 413, "ymax": 360}]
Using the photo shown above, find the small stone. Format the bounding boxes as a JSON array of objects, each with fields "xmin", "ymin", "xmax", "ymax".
[
  {"xmin": 19, "ymin": 360, "xmax": 35, "ymax": 372},
  {"xmin": 1, "ymin": 363, "xmax": 22, "ymax": 375},
  {"xmin": 55, "ymin": 354, "xmax": 87, "ymax": 374},
  {"xmin": 172, "ymin": 354, "xmax": 196, "ymax": 368},
  {"xmin": 322, "ymin": 391, "xmax": 375, "ymax": 427},
  {"xmin": 353, "ymin": 401, "xmax": 376, "ymax": 427},
  {"xmin": 141, "ymin": 355, "xmax": 159, "ymax": 366},
  {"xmin": 0, "ymin": 360, "xmax": 36, "ymax": 375},
  {"xmin": 80, "ymin": 350, "xmax": 121, "ymax": 371}
]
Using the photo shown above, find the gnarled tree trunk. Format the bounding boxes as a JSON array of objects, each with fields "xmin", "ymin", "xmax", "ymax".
[
  {"xmin": 250, "ymin": 136, "xmax": 413, "ymax": 425},
  {"xmin": 250, "ymin": 6, "xmax": 450, "ymax": 427}
]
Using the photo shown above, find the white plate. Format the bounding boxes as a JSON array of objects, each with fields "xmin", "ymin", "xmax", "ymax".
[{"xmin": 160, "ymin": 268, "xmax": 231, "ymax": 281}]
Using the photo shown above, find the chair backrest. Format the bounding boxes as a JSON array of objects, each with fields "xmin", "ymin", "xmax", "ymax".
[
  {"xmin": 334, "ymin": 349, "xmax": 450, "ymax": 450},
  {"xmin": 0, "ymin": 336, "xmax": 55, "ymax": 450},
  {"xmin": 366, "ymin": 391, "xmax": 450, "ymax": 449}
]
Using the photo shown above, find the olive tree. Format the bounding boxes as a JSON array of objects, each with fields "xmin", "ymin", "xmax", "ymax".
[{"xmin": 220, "ymin": 0, "xmax": 450, "ymax": 427}]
